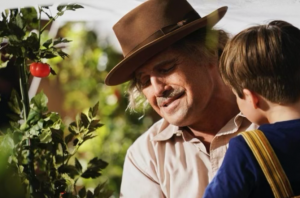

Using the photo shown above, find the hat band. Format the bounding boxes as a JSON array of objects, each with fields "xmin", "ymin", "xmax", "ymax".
[{"xmin": 125, "ymin": 10, "xmax": 200, "ymax": 57}]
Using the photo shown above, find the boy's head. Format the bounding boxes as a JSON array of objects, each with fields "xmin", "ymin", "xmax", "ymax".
[{"xmin": 220, "ymin": 20, "xmax": 300, "ymax": 104}]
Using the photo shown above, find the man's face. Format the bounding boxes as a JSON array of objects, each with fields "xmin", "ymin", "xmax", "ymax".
[{"xmin": 134, "ymin": 48, "xmax": 217, "ymax": 127}]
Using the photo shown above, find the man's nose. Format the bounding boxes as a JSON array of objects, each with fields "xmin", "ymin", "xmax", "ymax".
[{"xmin": 150, "ymin": 76, "xmax": 169, "ymax": 97}]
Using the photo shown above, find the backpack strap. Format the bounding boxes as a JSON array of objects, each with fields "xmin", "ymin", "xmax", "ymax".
[{"xmin": 240, "ymin": 130, "xmax": 294, "ymax": 198}]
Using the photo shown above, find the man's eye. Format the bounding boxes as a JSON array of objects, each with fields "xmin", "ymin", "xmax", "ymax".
[{"xmin": 160, "ymin": 65, "xmax": 175, "ymax": 73}]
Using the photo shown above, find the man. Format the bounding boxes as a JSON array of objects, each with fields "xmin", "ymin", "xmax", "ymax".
[{"xmin": 105, "ymin": 0, "xmax": 256, "ymax": 197}]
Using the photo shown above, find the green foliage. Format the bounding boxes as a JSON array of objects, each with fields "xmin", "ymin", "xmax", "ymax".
[
  {"xmin": 2, "ymin": 93, "xmax": 111, "ymax": 197},
  {"xmin": 0, "ymin": 5, "xmax": 80, "ymax": 67},
  {"xmin": 0, "ymin": 4, "xmax": 112, "ymax": 198}
]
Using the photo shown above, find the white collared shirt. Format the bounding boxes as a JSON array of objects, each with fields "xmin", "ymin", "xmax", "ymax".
[{"xmin": 120, "ymin": 113, "xmax": 257, "ymax": 198}]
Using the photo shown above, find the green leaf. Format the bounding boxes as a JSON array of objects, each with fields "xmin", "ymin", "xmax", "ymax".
[
  {"xmin": 54, "ymin": 178, "xmax": 67, "ymax": 194},
  {"xmin": 40, "ymin": 49, "xmax": 57, "ymax": 59},
  {"xmin": 81, "ymin": 169, "xmax": 101, "ymax": 179},
  {"xmin": 51, "ymin": 128, "xmax": 64, "ymax": 140},
  {"xmin": 57, "ymin": 11, "xmax": 64, "ymax": 16},
  {"xmin": 64, "ymin": 133, "xmax": 74, "ymax": 144},
  {"xmin": 53, "ymin": 37, "xmax": 71, "ymax": 45},
  {"xmin": 66, "ymin": 4, "xmax": 84, "ymax": 11},
  {"xmin": 9, "ymin": 9, "xmax": 19, "ymax": 18},
  {"xmin": 30, "ymin": 91, "xmax": 48, "ymax": 113},
  {"xmin": 57, "ymin": 5, "xmax": 67, "ymax": 12},
  {"xmin": 7, "ymin": 34, "xmax": 21, "ymax": 43},
  {"xmin": 75, "ymin": 114, "xmax": 82, "ymax": 128},
  {"xmin": 88, "ymin": 123, "xmax": 104, "ymax": 131},
  {"xmin": 61, "ymin": 173, "xmax": 75, "ymax": 193},
  {"xmin": 86, "ymin": 190, "xmax": 93, "ymax": 198},
  {"xmin": 89, "ymin": 119, "xmax": 102, "ymax": 128},
  {"xmin": 45, "ymin": 114, "xmax": 62, "ymax": 130},
  {"xmin": 20, "ymin": 7, "xmax": 38, "ymax": 28},
  {"xmin": 43, "ymin": 38, "xmax": 52, "ymax": 49},
  {"xmin": 7, "ymin": 89, "xmax": 22, "ymax": 115},
  {"xmin": 26, "ymin": 32, "xmax": 39, "ymax": 51},
  {"xmin": 88, "ymin": 102, "xmax": 100, "ymax": 120},
  {"xmin": 78, "ymin": 187, "xmax": 86, "ymax": 198},
  {"xmin": 75, "ymin": 158, "xmax": 82, "ymax": 173},
  {"xmin": 15, "ymin": 13, "xmax": 25, "ymax": 29},
  {"xmin": 54, "ymin": 48, "xmax": 68, "ymax": 59},
  {"xmin": 92, "ymin": 102, "xmax": 99, "ymax": 117},
  {"xmin": 7, "ymin": 15, "xmax": 25, "ymax": 39},
  {"xmin": 80, "ymin": 113, "xmax": 89, "ymax": 128},
  {"xmin": 50, "ymin": 67, "xmax": 56, "ymax": 75},
  {"xmin": 6, "ymin": 111, "xmax": 21, "ymax": 122},
  {"xmin": 88, "ymin": 107, "xmax": 93, "ymax": 119},
  {"xmin": 73, "ymin": 138, "xmax": 79, "ymax": 146},
  {"xmin": 6, "ymin": 44, "xmax": 23, "ymax": 57},
  {"xmin": 81, "ymin": 134, "xmax": 96, "ymax": 144},
  {"xmin": 26, "ymin": 109, "xmax": 41, "ymax": 125},
  {"xmin": 81, "ymin": 158, "xmax": 108, "ymax": 179},
  {"xmin": 58, "ymin": 165, "xmax": 79, "ymax": 178},
  {"xmin": 55, "ymin": 154, "xmax": 66, "ymax": 164},
  {"xmin": 39, "ymin": 129, "xmax": 52, "ymax": 143},
  {"xmin": 0, "ymin": 133, "xmax": 14, "ymax": 171},
  {"xmin": 93, "ymin": 182, "xmax": 106, "ymax": 196},
  {"xmin": 93, "ymin": 181, "xmax": 114, "ymax": 197},
  {"xmin": 1, "ymin": 12, "xmax": 7, "ymax": 21},
  {"xmin": 68, "ymin": 122, "xmax": 78, "ymax": 135},
  {"xmin": 0, "ymin": 132, "xmax": 14, "ymax": 152},
  {"xmin": 29, "ymin": 123, "xmax": 41, "ymax": 136},
  {"xmin": 90, "ymin": 157, "xmax": 108, "ymax": 169}
]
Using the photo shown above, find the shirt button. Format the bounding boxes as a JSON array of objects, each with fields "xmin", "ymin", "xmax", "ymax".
[{"xmin": 175, "ymin": 131, "xmax": 182, "ymax": 136}]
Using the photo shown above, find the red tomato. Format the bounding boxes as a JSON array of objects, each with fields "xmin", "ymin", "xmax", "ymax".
[{"xmin": 30, "ymin": 62, "xmax": 51, "ymax": 77}]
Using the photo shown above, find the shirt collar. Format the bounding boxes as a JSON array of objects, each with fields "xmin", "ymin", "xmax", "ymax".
[
  {"xmin": 215, "ymin": 112, "xmax": 246, "ymax": 136},
  {"xmin": 152, "ymin": 112, "xmax": 247, "ymax": 142},
  {"xmin": 152, "ymin": 119, "xmax": 182, "ymax": 141}
]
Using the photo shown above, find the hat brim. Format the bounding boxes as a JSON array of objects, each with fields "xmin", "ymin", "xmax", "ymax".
[{"xmin": 105, "ymin": 6, "xmax": 228, "ymax": 85}]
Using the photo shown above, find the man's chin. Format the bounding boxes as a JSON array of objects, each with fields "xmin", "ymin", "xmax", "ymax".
[{"xmin": 164, "ymin": 115, "xmax": 187, "ymax": 127}]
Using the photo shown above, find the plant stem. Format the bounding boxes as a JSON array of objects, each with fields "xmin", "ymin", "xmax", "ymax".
[
  {"xmin": 40, "ymin": 14, "xmax": 59, "ymax": 34},
  {"xmin": 65, "ymin": 144, "xmax": 80, "ymax": 165},
  {"xmin": 18, "ymin": 58, "xmax": 30, "ymax": 120},
  {"xmin": 38, "ymin": 7, "xmax": 42, "ymax": 51},
  {"xmin": 18, "ymin": 56, "xmax": 38, "ymax": 195}
]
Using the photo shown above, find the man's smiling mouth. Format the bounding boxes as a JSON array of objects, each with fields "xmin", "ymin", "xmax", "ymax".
[{"xmin": 158, "ymin": 91, "xmax": 185, "ymax": 107}]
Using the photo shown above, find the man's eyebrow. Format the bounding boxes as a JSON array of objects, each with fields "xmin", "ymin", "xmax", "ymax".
[
  {"xmin": 135, "ymin": 58, "xmax": 177, "ymax": 79},
  {"xmin": 154, "ymin": 58, "xmax": 177, "ymax": 69}
]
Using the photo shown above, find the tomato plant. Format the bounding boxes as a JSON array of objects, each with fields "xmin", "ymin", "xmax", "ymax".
[
  {"xmin": 29, "ymin": 62, "xmax": 51, "ymax": 77},
  {"xmin": 0, "ymin": 4, "xmax": 113, "ymax": 198}
]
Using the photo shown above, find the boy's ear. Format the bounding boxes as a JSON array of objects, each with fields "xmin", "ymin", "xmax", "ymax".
[{"xmin": 243, "ymin": 89, "xmax": 259, "ymax": 109}]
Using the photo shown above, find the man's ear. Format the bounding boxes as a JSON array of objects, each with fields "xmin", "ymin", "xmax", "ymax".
[{"xmin": 242, "ymin": 89, "xmax": 259, "ymax": 109}]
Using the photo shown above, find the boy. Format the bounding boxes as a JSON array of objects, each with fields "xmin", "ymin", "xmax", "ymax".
[{"xmin": 203, "ymin": 20, "xmax": 300, "ymax": 197}]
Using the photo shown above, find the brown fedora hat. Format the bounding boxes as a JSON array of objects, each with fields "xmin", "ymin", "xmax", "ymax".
[{"xmin": 105, "ymin": 0, "xmax": 228, "ymax": 86}]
